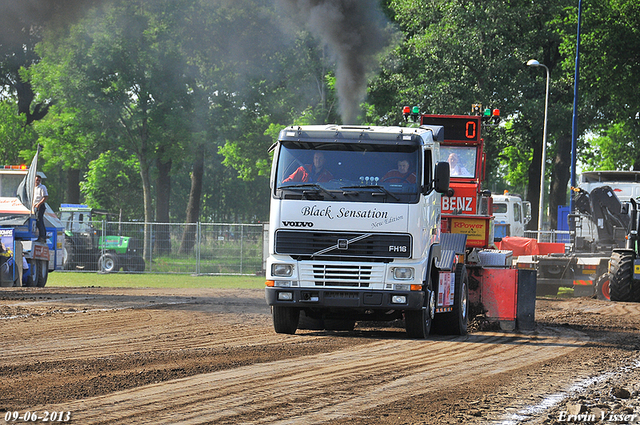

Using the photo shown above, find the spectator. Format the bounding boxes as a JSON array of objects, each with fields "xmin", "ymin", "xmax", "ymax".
[{"xmin": 33, "ymin": 173, "xmax": 49, "ymax": 242}]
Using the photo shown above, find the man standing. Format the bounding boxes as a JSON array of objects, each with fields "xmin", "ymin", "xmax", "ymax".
[{"xmin": 33, "ymin": 173, "xmax": 49, "ymax": 242}]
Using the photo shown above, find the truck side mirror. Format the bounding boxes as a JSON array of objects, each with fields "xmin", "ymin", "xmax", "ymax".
[{"xmin": 434, "ymin": 161, "xmax": 450, "ymax": 194}]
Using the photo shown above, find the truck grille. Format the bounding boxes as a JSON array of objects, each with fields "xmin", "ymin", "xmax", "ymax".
[
  {"xmin": 274, "ymin": 230, "xmax": 411, "ymax": 259},
  {"xmin": 299, "ymin": 263, "xmax": 385, "ymax": 288}
]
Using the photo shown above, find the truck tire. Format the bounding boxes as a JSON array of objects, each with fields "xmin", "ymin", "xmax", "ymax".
[
  {"xmin": 432, "ymin": 264, "xmax": 469, "ymax": 335},
  {"xmin": 405, "ymin": 272, "xmax": 436, "ymax": 339},
  {"xmin": 24, "ymin": 259, "xmax": 38, "ymax": 287},
  {"xmin": 272, "ymin": 306, "xmax": 300, "ymax": 334},
  {"xmin": 98, "ymin": 253, "xmax": 119, "ymax": 273},
  {"xmin": 595, "ymin": 273, "xmax": 612, "ymax": 301},
  {"xmin": 36, "ymin": 260, "xmax": 48, "ymax": 287},
  {"xmin": 609, "ymin": 251, "xmax": 640, "ymax": 302},
  {"xmin": 297, "ymin": 310, "xmax": 324, "ymax": 330}
]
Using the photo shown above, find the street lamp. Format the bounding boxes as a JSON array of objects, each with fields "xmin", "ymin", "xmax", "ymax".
[{"xmin": 527, "ymin": 59, "xmax": 550, "ymax": 242}]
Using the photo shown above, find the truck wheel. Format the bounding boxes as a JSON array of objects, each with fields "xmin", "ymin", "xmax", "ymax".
[
  {"xmin": 595, "ymin": 273, "xmax": 612, "ymax": 301},
  {"xmin": 405, "ymin": 284, "xmax": 435, "ymax": 339},
  {"xmin": 36, "ymin": 260, "xmax": 48, "ymax": 287},
  {"xmin": 432, "ymin": 264, "xmax": 469, "ymax": 335},
  {"xmin": 298, "ymin": 310, "xmax": 324, "ymax": 330},
  {"xmin": 98, "ymin": 253, "xmax": 119, "ymax": 273},
  {"xmin": 24, "ymin": 260, "xmax": 39, "ymax": 287},
  {"xmin": 272, "ymin": 306, "xmax": 300, "ymax": 334},
  {"xmin": 609, "ymin": 251, "xmax": 640, "ymax": 302}
]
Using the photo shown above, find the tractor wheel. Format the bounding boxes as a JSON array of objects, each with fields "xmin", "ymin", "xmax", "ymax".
[
  {"xmin": 36, "ymin": 260, "xmax": 48, "ymax": 287},
  {"xmin": 595, "ymin": 273, "xmax": 612, "ymax": 301},
  {"xmin": 63, "ymin": 239, "xmax": 75, "ymax": 270},
  {"xmin": 432, "ymin": 264, "xmax": 469, "ymax": 335},
  {"xmin": 125, "ymin": 256, "xmax": 146, "ymax": 272},
  {"xmin": 609, "ymin": 251, "xmax": 640, "ymax": 302},
  {"xmin": 272, "ymin": 306, "xmax": 299, "ymax": 334},
  {"xmin": 98, "ymin": 253, "xmax": 119, "ymax": 273}
]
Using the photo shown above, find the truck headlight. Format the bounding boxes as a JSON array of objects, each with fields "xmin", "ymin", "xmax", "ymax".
[
  {"xmin": 278, "ymin": 292, "xmax": 294, "ymax": 301},
  {"xmin": 393, "ymin": 267, "xmax": 414, "ymax": 280},
  {"xmin": 272, "ymin": 263, "xmax": 293, "ymax": 277},
  {"xmin": 391, "ymin": 295, "xmax": 407, "ymax": 304}
]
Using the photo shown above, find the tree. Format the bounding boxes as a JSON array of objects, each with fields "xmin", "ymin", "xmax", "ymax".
[
  {"xmin": 80, "ymin": 149, "xmax": 144, "ymax": 220},
  {"xmin": 31, "ymin": 0, "xmax": 199, "ymax": 257},
  {"xmin": 564, "ymin": 0, "xmax": 640, "ymax": 172},
  {"xmin": 369, "ymin": 0, "xmax": 578, "ymax": 230}
]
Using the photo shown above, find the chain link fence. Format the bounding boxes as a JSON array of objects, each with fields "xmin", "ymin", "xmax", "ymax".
[{"xmin": 62, "ymin": 221, "xmax": 267, "ymax": 275}]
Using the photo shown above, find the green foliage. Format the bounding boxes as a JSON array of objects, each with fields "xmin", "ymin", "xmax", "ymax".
[
  {"xmin": 80, "ymin": 149, "xmax": 144, "ymax": 220},
  {"xmin": 0, "ymin": 100, "xmax": 38, "ymax": 164},
  {"xmin": 1, "ymin": 0, "xmax": 638, "ymax": 226},
  {"xmin": 582, "ymin": 122, "xmax": 639, "ymax": 171}
]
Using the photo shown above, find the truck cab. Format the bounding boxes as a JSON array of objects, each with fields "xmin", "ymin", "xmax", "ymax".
[
  {"xmin": 491, "ymin": 192, "xmax": 531, "ymax": 238},
  {"xmin": 0, "ymin": 164, "xmax": 64, "ymax": 287},
  {"xmin": 265, "ymin": 124, "xmax": 450, "ymax": 338}
]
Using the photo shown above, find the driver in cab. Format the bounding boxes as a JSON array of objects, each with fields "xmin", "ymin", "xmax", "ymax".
[
  {"xmin": 283, "ymin": 151, "xmax": 333, "ymax": 183},
  {"xmin": 382, "ymin": 159, "xmax": 416, "ymax": 184}
]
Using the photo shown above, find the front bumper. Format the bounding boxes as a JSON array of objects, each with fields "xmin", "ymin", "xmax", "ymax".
[{"xmin": 265, "ymin": 287, "xmax": 424, "ymax": 310}]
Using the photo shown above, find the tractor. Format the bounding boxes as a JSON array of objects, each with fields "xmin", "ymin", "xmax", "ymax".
[
  {"xmin": 608, "ymin": 198, "xmax": 640, "ymax": 302},
  {"xmin": 58, "ymin": 204, "xmax": 145, "ymax": 273}
]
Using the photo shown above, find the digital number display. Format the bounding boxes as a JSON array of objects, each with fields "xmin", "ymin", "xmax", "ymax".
[{"xmin": 420, "ymin": 115, "xmax": 481, "ymax": 142}]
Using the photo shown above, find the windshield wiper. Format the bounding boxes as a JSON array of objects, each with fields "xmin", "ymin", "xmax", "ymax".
[
  {"xmin": 340, "ymin": 185, "xmax": 400, "ymax": 201},
  {"xmin": 280, "ymin": 183, "xmax": 336, "ymax": 199}
]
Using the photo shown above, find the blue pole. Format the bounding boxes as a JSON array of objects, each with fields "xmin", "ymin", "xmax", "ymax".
[{"xmin": 569, "ymin": 0, "xmax": 583, "ymax": 228}]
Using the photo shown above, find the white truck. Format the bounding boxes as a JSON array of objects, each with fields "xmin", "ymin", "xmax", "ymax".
[
  {"xmin": 265, "ymin": 124, "xmax": 450, "ymax": 338},
  {"xmin": 265, "ymin": 118, "xmax": 537, "ymax": 337},
  {"xmin": 0, "ymin": 160, "xmax": 64, "ymax": 287},
  {"xmin": 491, "ymin": 192, "xmax": 531, "ymax": 238}
]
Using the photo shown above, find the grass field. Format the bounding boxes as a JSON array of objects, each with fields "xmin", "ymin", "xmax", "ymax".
[{"xmin": 47, "ymin": 272, "xmax": 267, "ymax": 289}]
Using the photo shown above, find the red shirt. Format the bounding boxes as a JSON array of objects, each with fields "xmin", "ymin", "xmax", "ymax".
[
  {"xmin": 283, "ymin": 165, "xmax": 333, "ymax": 183},
  {"xmin": 382, "ymin": 170, "xmax": 416, "ymax": 184}
]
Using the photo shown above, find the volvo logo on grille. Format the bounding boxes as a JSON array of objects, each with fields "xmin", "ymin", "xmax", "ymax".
[
  {"xmin": 337, "ymin": 239, "xmax": 349, "ymax": 249},
  {"xmin": 282, "ymin": 221, "xmax": 314, "ymax": 227}
]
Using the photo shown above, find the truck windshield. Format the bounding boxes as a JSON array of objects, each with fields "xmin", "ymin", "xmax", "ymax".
[
  {"xmin": 441, "ymin": 145, "xmax": 476, "ymax": 178},
  {"xmin": 0, "ymin": 174, "xmax": 25, "ymax": 197},
  {"xmin": 275, "ymin": 142, "xmax": 420, "ymax": 203}
]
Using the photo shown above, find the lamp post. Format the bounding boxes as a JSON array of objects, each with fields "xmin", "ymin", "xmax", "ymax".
[{"xmin": 527, "ymin": 59, "xmax": 550, "ymax": 242}]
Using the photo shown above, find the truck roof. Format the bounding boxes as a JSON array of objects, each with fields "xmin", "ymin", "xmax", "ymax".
[
  {"xmin": 580, "ymin": 171, "xmax": 640, "ymax": 183},
  {"xmin": 59, "ymin": 204, "xmax": 92, "ymax": 212},
  {"xmin": 278, "ymin": 124, "xmax": 444, "ymax": 145}
]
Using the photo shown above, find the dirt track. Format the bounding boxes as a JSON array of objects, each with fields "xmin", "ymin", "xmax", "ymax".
[{"xmin": 1, "ymin": 287, "xmax": 640, "ymax": 424}]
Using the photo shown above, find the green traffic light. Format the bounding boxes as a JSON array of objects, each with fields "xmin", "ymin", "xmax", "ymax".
[
  {"xmin": 411, "ymin": 106, "xmax": 420, "ymax": 114},
  {"xmin": 483, "ymin": 108, "xmax": 491, "ymax": 117}
]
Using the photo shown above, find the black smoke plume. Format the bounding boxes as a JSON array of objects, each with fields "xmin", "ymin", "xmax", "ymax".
[{"xmin": 278, "ymin": 0, "xmax": 395, "ymax": 124}]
